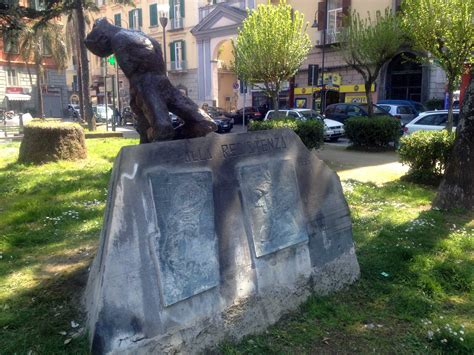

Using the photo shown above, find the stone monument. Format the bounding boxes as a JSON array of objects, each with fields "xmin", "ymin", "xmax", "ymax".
[{"xmin": 85, "ymin": 129, "xmax": 360, "ymax": 353}]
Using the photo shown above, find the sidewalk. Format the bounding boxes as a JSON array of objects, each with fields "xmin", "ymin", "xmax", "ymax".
[{"xmin": 315, "ymin": 143, "xmax": 408, "ymax": 183}]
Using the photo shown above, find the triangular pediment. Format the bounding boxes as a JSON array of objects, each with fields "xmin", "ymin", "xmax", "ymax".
[
  {"xmin": 210, "ymin": 16, "xmax": 239, "ymax": 29},
  {"xmin": 191, "ymin": 4, "xmax": 247, "ymax": 38}
]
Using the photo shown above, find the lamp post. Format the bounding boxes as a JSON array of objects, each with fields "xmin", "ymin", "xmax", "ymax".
[
  {"xmin": 158, "ymin": 4, "xmax": 170, "ymax": 75},
  {"xmin": 312, "ymin": 0, "xmax": 328, "ymax": 114}
]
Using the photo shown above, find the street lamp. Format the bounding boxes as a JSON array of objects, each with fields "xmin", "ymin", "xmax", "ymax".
[
  {"xmin": 312, "ymin": 1, "xmax": 328, "ymax": 114},
  {"xmin": 158, "ymin": 4, "xmax": 170, "ymax": 75}
]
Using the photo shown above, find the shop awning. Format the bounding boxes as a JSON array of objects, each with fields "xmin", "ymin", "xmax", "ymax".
[{"xmin": 5, "ymin": 94, "xmax": 31, "ymax": 101}]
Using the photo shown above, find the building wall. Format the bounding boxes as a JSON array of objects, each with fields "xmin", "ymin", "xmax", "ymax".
[{"xmin": 0, "ymin": 0, "xmax": 68, "ymax": 117}]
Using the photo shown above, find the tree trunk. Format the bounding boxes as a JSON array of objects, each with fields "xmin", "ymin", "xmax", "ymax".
[
  {"xmin": 365, "ymin": 81, "xmax": 374, "ymax": 117},
  {"xmin": 36, "ymin": 62, "xmax": 44, "ymax": 118},
  {"xmin": 76, "ymin": 1, "xmax": 96, "ymax": 130},
  {"xmin": 76, "ymin": 46, "xmax": 84, "ymax": 123},
  {"xmin": 446, "ymin": 79, "xmax": 454, "ymax": 132},
  {"xmin": 433, "ymin": 75, "xmax": 474, "ymax": 211}
]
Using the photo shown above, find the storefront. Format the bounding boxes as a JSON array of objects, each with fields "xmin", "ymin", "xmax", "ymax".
[
  {"xmin": 341, "ymin": 84, "xmax": 376, "ymax": 104},
  {"xmin": 3, "ymin": 87, "xmax": 31, "ymax": 113}
]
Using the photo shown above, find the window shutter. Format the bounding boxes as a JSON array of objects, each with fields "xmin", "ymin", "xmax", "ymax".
[
  {"xmin": 150, "ymin": 4, "xmax": 158, "ymax": 26},
  {"xmin": 169, "ymin": 0, "xmax": 175, "ymax": 19},
  {"xmin": 179, "ymin": 0, "xmax": 185, "ymax": 18},
  {"xmin": 170, "ymin": 42, "xmax": 176, "ymax": 62},
  {"xmin": 181, "ymin": 40, "xmax": 186, "ymax": 61},
  {"xmin": 128, "ymin": 10, "xmax": 133, "ymax": 29},
  {"xmin": 138, "ymin": 8, "xmax": 143, "ymax": 27},
  {"xmin": 342, "ymin": 0, "xmax": 351, "ymax": 17},
  {"xmin": 114, "ymin": 13, "xmax": 121, "ymax": 27},
  {"xmin": 317, "ymin": 1, "xmax": 325, "ymax": 31}
]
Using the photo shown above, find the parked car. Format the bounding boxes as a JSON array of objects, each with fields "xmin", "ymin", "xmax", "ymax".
[
  {"xmin": 324, "ymin": 103, "xmax": 392, "ymax": 123},
  {"xmin": 264, "ymin": 108, "xmax": 345, "ymax": 142},
  {"xmin": 377, "ymin": 104, "xmax": 416, "ymax": 124},
  {"xmin": 226, "ymin": 107, "xmax": 262, "ymax": 124},
  {"xmin": 377, "ymin": 100, "xmax": 427, "ymax": 115},
  {"xmin": 205, "ymin": 106, "xmax": 233, "ymax": 133},
  {"xmin": 93, "ymin": 105, "xmax": 115, "ymax": 122},
  {"xmin": 403, "ymin": 110, "xmax": 460, "ymax": 135},
  {"xmin": 67, "ymin": 104, "xmax": 81, "ymax": 120}
]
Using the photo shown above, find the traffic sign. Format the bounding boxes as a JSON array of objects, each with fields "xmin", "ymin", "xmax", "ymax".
[{"xmin": 108, "ymin": 55, "xmax": 116, "ymax": 66}]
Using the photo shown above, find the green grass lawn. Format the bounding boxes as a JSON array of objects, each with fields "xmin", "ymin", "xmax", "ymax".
[{"xmin": 0, "ymin": 139, "xmax": 472, "ymax": 354}]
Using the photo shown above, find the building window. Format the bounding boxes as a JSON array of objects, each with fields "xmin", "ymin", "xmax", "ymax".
[
  {"xmin": 28, "ymin": 0, "xmax": 46, "ymax": 10},
  {"xmin": 42, "ymin": 37, "xmax": 51, "ymax": 56},
  {"xmin": 175, "ymin": 41, "xmax": 182, "ymax": 69},
  {"xmin": 3, "ymin": 33, "xmax": 19, "ymax": 53},
  {"xmin": 170, "ymin": 40, "xmax": 186, "ymax": 70},
  {"xmin": 7, "ymin": 69, "xmax": 18, "ymax": 86},
  {"xmin": 114, "ymin": 13, "xmax": 122, "ymax": 27},
  {"xmin": 149, "ymin": 4, "xmax": 158, "ymax": 27},
  {"xmin": 128, "ymin": 8, "xmax": 142, "ymax": 30},
  {"xmin": 95, "ymin": 0, "xmax": 105, "ymax": 6},
  {"xmin": 327, "ymin": 0, "xmax": 343, "ymax": 34},
  {"xmin": 170, "ymin": 0, "xmax": 184, "ymax": 29}
]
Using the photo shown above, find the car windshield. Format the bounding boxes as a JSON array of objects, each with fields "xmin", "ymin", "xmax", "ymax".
[
  {"xmin": 299, "ymin": 110, "xmax": 322, "ymax": 119},
  {"xmin": 358, "ymin": 104, "xmax": 386, "ymax": 114},
  {"xmin": 378, "ymin": 105, "xmax": 391, "ymax": 112},
  {"xmin": 414, "ymin": 103, "xmax": 427, "ymax": 112}
]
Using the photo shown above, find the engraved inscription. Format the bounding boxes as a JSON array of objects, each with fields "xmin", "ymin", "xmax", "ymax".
[
  {"xmin": 149, "ymin": 171, "xmax": 219, "ymax": 306},
  {"xmin": 239, "ymin": 161, "xmax": 308, "ymax": 257},
  {"xmin": 221, "ymin": 136, "xmax": 287, "ymax": 159},
  {"xmin": 184, "ymin": 148, "xmax": 212, "ymax": 163}
]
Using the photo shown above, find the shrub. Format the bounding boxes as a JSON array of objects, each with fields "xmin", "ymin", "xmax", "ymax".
[
  {"xmin": 344, "ymin": 115, "xmax": 401, "ymax": 149},
  {"xmin": 248, "ymin": 118, "xmax": 324, "ymax": 149},
  {"xmin": 398, "ymin": 130, "xmax": 455, "ymax": 185},
  {"xmin": 18, "ymin": 122, "xmax": 87, "ymax": 164},
  {"xmin": 424, "ymin": 97, "xmax": 444, "ymax": 111}
]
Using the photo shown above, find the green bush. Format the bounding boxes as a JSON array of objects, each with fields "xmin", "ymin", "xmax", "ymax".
[
  {"xmin": 424, "ymin": 97, "xmax": 444, "ymax": 110},
  {"xmin": 344, "ymin": 115, "xmax": 401, "ymax": 149},
  {"xmin": 248, "ymin": 118, "xmax": 324, "ymax": 149},
  {"xmin": 18, "ymin": 122, "xmax": 87, "ymax": 164},
  {"xmin": 398, "ymin": 130, "xmax": 455, "ymax": 185}
]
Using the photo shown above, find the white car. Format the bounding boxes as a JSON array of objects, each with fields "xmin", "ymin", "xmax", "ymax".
[
  {"xmin": 377, "ymin": 104, "xmax": 416, "ymax": 125},
  {"xmin": 264, "ymin": 109, "xmax": 345, "ymax": 141},
  {"xmin": 403, "ymin": 110, "xmax": 459, "ymax": 135},
  {"xmin": 93, "ymin": 105, "xmax": 115, "ymax": 122}
]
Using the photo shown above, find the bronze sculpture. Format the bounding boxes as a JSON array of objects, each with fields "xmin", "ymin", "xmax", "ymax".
[{"xmin": 85, "ymin": 18, "xmax": 217, "ymax": 143}]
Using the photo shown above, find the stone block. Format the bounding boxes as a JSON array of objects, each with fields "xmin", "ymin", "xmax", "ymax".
[{"xmin": 85, "ymin": 128, "xmax": 360, "ymax": 354}]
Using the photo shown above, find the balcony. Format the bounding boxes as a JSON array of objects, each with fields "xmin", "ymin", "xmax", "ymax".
[
  {"xmin": 169, "ymin": 60, "xmax": 188, "ymax": 72},
  {"xmin": 318, "ymin": 29, "xmax": 339, "ymax": 46},
  {"xmin": 170, "ymin": 17, "xmax": 183, "ymax": 30}
]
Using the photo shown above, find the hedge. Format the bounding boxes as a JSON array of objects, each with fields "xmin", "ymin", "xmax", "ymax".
[
  {"xmin": 248, "ymin": 118, "xmax": 324, "ymax": 149},
  {"xmin": 398, "ymin": 130, "xmax": 455, "ymax": 185},
  {"xmin": 18, "ymin": 122, "xmax": 87, "ymax": 164},
  {"xmin": 344, "ymin": 115, "xmax": 401, "ymax": 149}
]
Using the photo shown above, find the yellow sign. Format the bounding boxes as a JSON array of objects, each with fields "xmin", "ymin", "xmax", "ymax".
[
  {"xmin": 321, "ymin": 73, "xmax": 342, "ymax": 86},
  {"xmin": 294, "ymin": 85, "xmax": 340, "ymax": 95},
  {"xmin": 345, "ymin": 95, "xmax": 367, "ymax": 103},
  {"xmin": 340, "ymin": 84, "xmax": 375, "ymax": 93}
]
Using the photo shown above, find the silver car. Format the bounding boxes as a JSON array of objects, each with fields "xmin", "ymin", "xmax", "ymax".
[{"xmin": 377, "ymin": 104, "xmax": 416, "ymax": 125}]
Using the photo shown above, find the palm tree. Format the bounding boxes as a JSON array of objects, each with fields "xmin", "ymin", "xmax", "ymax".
[{"xmin": 19, "ymin": 21, "xmax": 68, "ymax": 118}]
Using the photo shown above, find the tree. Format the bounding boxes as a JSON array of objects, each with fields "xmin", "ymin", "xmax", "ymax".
[
  {"xmin": 402, "ymin": 0, "xmax": 474, "ymax": 132},
  {"xmin": 233, "ymin": 0, "xmax": 311, "ymax": 111},
  {"xmin": 338, "ymin": 9, "xmax": 406, "ymax": 117},
  {"xmin": 19, "ymin": 20, "xmax": 67, "ymax": 118},
  {"xmin": 433, "ymin": 72, "xmax": 474, "ymax": 210}
]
